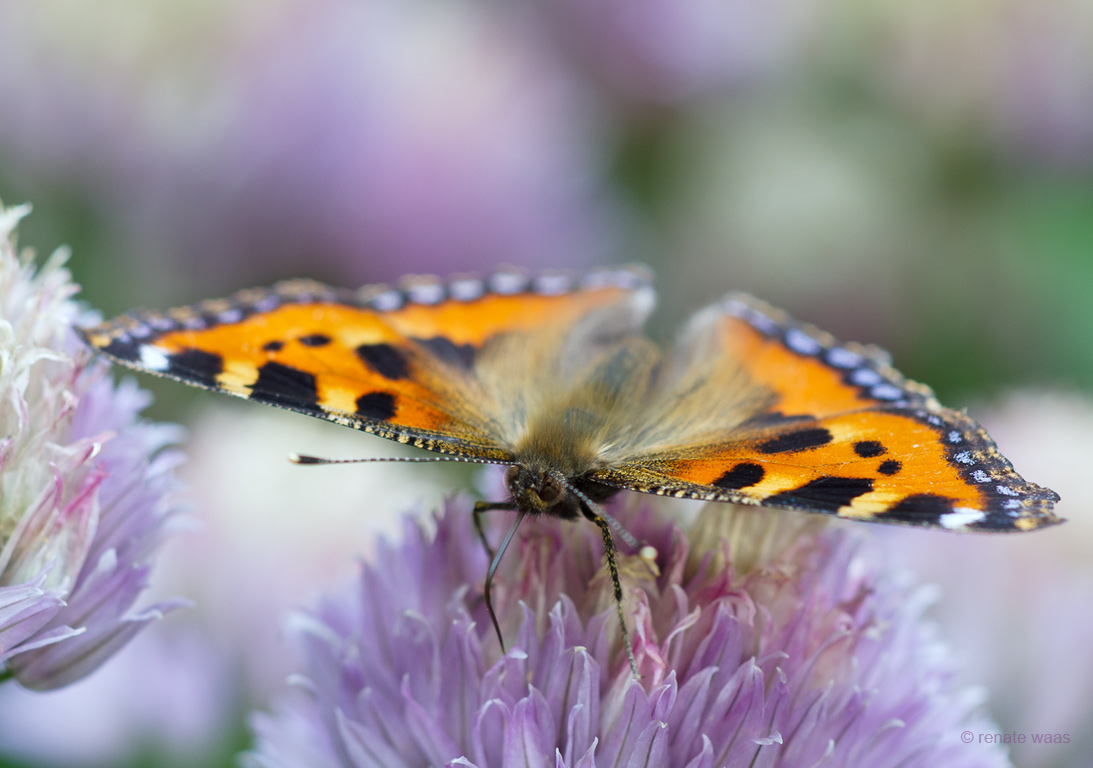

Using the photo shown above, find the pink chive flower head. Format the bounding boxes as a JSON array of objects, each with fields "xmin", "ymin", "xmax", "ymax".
[
  {"xmin": 0, "ymin": 203, "xmax": 187, "ymax": 690},
  {"xmin": 247, "ymin": 495, "xmax": 1010, "ymax": 768}
]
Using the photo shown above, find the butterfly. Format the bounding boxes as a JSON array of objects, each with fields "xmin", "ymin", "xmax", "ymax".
[{"xmin": 80, "ymin": 265, "xmax": 1062, "ymax": 669}]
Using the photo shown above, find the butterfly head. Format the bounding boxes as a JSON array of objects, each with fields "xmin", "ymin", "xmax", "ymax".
[
  {"xmin": 503, "ymin": 460, "xmax": 622, "ymax": 521},
  {"xmin": 504, "ymin": 465, "xmax": 578, "ymax": 519}
]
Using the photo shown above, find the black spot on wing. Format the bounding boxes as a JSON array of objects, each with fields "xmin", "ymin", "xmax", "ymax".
[
  {"xmin": 262, "ymin": 340, "xmax": 284, "ymax": 352},
  {"xmin": 356, "ymin": 391, "xmax": 397, "ymax": 421},
  {"xmin": 758, "ymin": 428, "xmax": 832, "ymax": 454},
  {"xmin": 298, "ymin": 333, "xmax": 332, "ymax": 347},
  {"xmin": 416, "ymin": 336, "xmax": 476, "ymax": 369},
  {"xmin": 881, "ymin": 494, "xmax": 954, "ymax": 526},
  {"xmin": 878, "ymin": 459, "xmax": 902, "ymax": 476},
  {"xmin": 713, "ymin": 462, "xmax": 765, "ymax": 490},
  {"xmin": 355, "ymin": 343, "xmax": 409, "ymax": 381},
  {"xmin": 853, "ymin": 440, "xmax": 886, "ymax": 458},
  {"xmin": 98, "ymin": 336, "xmax": 141, "ymax": 362},
  {"xmin": 167, "ymin": 348, "xmax": 224, "ymax": 389},
  {"xmin": 249, "ymin": 361, "xmax": 320, "ymax": 413},
  {"xmin": 766, "ymin": 476, "xmax": 873, "ymax": 512}
]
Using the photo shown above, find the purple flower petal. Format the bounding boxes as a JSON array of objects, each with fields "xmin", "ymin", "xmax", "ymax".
[
  {"xmin": 0, "ymin": 205, "xmax": 187, "ymax": 689},
  {"xmin": 249, "ymin": 498, "xmax": 1013, "ymax": 768}
]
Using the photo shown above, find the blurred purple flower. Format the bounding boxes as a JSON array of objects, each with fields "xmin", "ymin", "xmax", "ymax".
[
  {"xmin": 200, "ymin": 0, "xmax": 618, "ymax": 284},
  {"xmin": 537, "ymin": 0, "xmax": 821, "ymax": 104},
  {"xmin": 0, "ymin": 0, "xmax": 620, "ymax": 296},
  {"xmin": 0, "ymin": 204, "xmax": 187, "ymax": 690},
  {"xmin": 247, "ymin": 495, "xmax": 1009, "ymax": 767}
]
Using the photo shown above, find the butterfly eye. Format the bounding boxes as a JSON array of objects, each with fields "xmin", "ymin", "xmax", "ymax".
[{"xmin": 538, "ymin": 475, "xmax": 565, "ymax": 506}]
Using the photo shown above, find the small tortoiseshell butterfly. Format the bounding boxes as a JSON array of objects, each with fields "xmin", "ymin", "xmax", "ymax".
[{"xmin": 80, "ymin": 266, "xmax": 1062, "ymax": 666}]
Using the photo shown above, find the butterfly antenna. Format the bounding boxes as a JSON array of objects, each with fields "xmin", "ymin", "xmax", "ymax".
[
  {"xmin": 557, "ymin": 474, "xmax": 640, "ymax": 678},
  {"xmin": 558, "ymin": 476, "xmax": 638, "ymax": 548},
  {"xmin": 599, "ymin": 509, "xmax": 639, "ymax": 549},
  {"xmin": 484, "ymin": 509, "xmax": 527, "ymax": 656},
  {"xmin": 289, "ymin": 453, "xmax": 517, "ymax": 466}
]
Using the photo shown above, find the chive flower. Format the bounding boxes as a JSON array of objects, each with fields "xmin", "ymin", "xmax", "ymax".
[
  {"xmin": 0, "ymin": 203, "xmax": 187, "ymax": 690},
  {"xmin": 247, "ymin": 493, "xmax": 1010, "ymax": 768}
]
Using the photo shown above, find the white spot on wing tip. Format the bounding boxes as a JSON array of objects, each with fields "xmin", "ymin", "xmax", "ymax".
[
  {"xmin": 532, "ymin": 273, "xmax": 572, "ymax": 295},
  {"xmin": 407, "ymin": 282, "xmax": 445, "ymax": 305},
  {"xmin": 449, "ymin": 278, "xmax": 484, "ymax": 301},
  {"xmin": 784, "ymin": 327, "xmax": 822, "ymax": 355},
  {"xmin": 139, "ymin": 344, "xmax": 171, "ymax": 372},
  {"xmin": 870, "ymin": 383, "xmax": 904, "ymax": 401},
  {"xmin": 940, "ymin": 508, "xmax": 986, "ymax": 529},
  {"xmin": 849, "ymin": 368, "xmax": 882, "ymax": 387},
  {"xmin": 371, "ymin": 290, "xmax": 403, "ymax": 311},
  {"xmin": 489, "ymin": 271, "xmax": 528, "ymax": 295},
  {"xmin": 631, "ymin": 285, "xmax": 657, "ymax": 317}
]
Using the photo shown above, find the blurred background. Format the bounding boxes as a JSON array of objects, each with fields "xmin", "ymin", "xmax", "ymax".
[{"xmin": 0, "ymin": 0, "xmax": 1090, "ymax": 766}]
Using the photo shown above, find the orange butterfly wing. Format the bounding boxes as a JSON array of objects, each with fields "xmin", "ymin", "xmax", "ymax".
[
  {"xmin": 79, "ymin": 268, "xmax": 652, "ymax": 462},
  {"xmin": 596, "ymin": 294, "xmax": 1061, "ymax": 532}
]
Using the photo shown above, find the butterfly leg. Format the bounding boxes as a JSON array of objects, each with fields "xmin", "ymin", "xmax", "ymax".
[
  {"xmin": 580, "ymin": 506, "xmax": 639, "ymax": 678},
  {"xmin": 482, "ymin": 509, "xmax": 527, "ymax": 657},
  {"xmin": 472, "ymin": 500, "xmax": 512, "ymax": 562}
]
